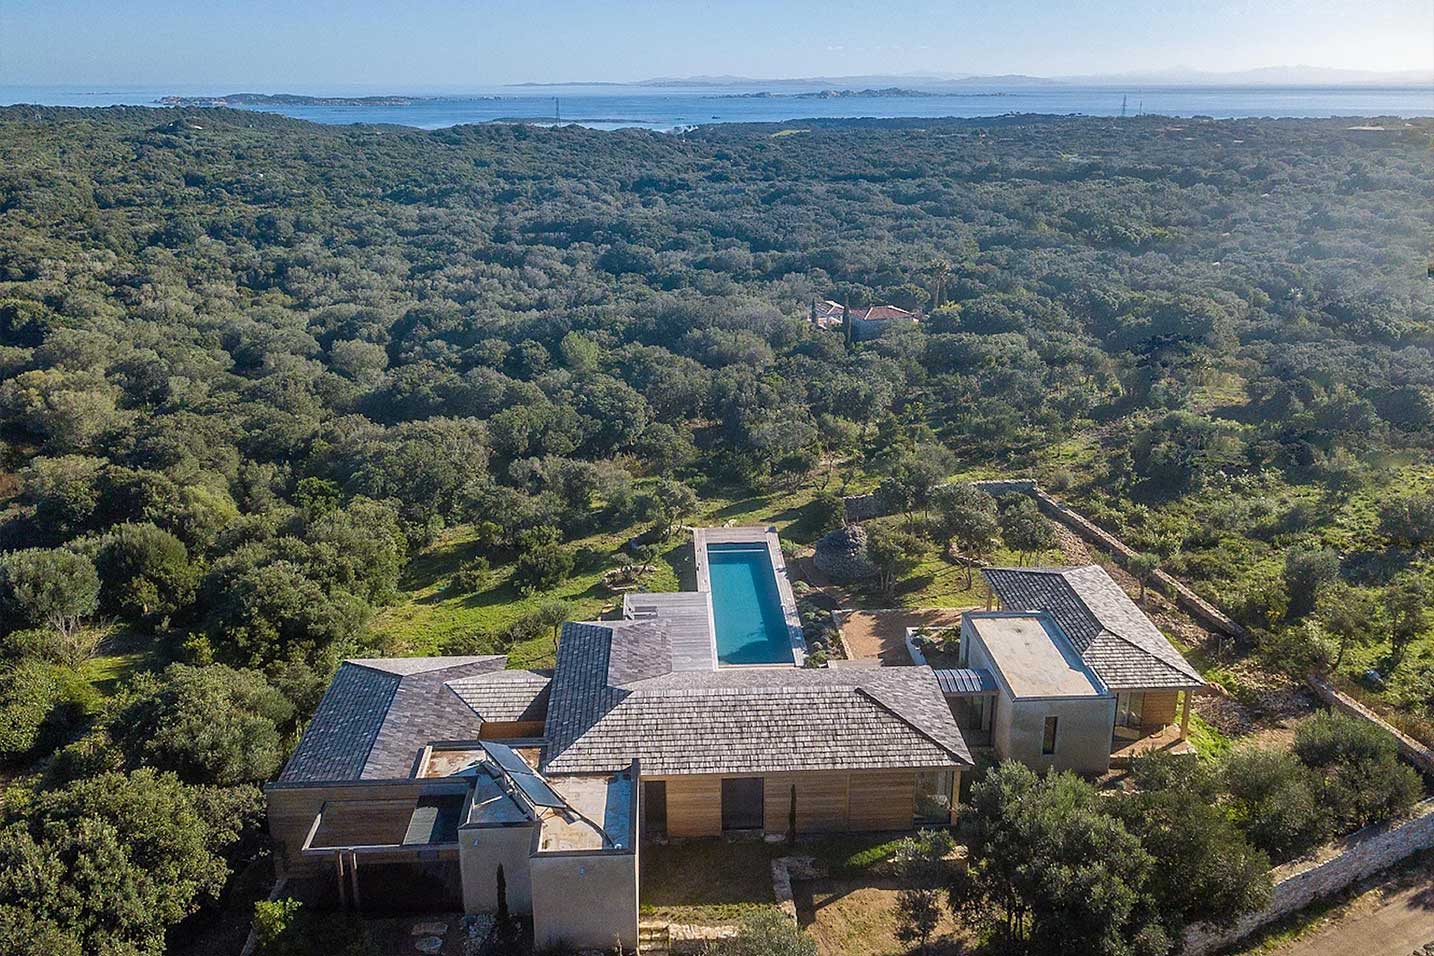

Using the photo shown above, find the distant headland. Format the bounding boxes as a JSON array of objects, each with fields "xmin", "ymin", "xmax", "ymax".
[
  {"xmin": 719, "ymin": 87, "xmax": 1009, "ymax": 99},
  {"xmin": 156, "ymin": 93, "xmax": 438, "ymax": 108}
]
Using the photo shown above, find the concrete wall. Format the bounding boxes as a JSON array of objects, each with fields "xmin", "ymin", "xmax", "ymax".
[
  {"xmin": 1182, "ymin": 799, "xmax": 1434, "ymax": 956},
  {"xmin": 459, "ymin": 824, "xmax": 535, "ymax": 914},
  {"xmin": 993, "ymin": 694, "xmax": 1116, "ymax": 775},
  {"xmin": 962, "ymin": 619, "xmax": 1116, "ymax": 774},
  {"xmin": 530, "ymin": 850, "xmax": 639, "ymax": 952}
]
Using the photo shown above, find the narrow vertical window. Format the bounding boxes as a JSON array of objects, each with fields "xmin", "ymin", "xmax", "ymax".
[{"xmin": 1042, "ymin": 716, "xmax": 1058, "ymax": 755}]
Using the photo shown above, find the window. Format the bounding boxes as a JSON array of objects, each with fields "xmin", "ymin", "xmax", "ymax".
[
  {"xmin": 1115, "ymin": 692, "xmax": 1145, "ymax": 729},
  {"xmin": 1042, "ymin": 716, "xmax": 1059, "ymax": 755},
  {"xmin": 914, "ymin": 769, "xmax": 955, "ymax": 825}
]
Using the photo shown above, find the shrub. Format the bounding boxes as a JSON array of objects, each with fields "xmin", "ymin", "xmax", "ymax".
[
  {"xmin": 512, "ymin": 547, "xmax": 574, "ymax": 595},
  {"xmin": 1282, "ymin": 546, "xmax": 1339, "ymax": 620},
  {"xmin": 1128, "ymin": 749, "xmax": 1216, "ymax": 799},
  {"xmin": 698, "ymin": 910, "xmax": 815, "ymax": 956},
  {"xmin": 451, "ymin": 557, "xmax": 493, "ymax": 592},
  {"xmin": 1219, "ymin": 747, "xmax": 1326, "ymax": 860},
  {"xmin": 253, "ymin": 898, "xmax": 376, "ymax": 956},
  {"xmin": 110, "ymin": 664, "xmax": 294, "ymax": 785},
  {"xmin": 1293, "ymin": 711, "xmax": 1422, "ymax": 830},
  {"xmin": 0, "ymin": 660, "xmax": 66, "ymax": 761},
  {"xmin": 1377, "ymin": 492, "xmax": 1434, "ymax": 548}
]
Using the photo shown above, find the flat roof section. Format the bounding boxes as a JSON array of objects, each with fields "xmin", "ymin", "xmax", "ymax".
[
  {"xmin": 538, "ymin": 767, "xmax": 635, "ymax": 853},
  {"xmin": 966, "ymin": 612, "xmax": 1107, "ymax": 700}
]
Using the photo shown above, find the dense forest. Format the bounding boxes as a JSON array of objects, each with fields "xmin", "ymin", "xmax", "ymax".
[{"xmin": 0, "ymin": 106, "xmax": 1431, "ymax": 954}]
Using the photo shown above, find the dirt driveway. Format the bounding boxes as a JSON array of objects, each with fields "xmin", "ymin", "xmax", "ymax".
[
  {"xmin": 1279, "ymin": 887, "xmax": 1434, "ymax": 956},
  {"xmin": 840, "ymin": 609, "xmax": 970, "ymax": 664}
]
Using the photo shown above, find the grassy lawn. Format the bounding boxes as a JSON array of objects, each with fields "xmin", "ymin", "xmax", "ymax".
[
  {"xmin": 638, "ymin": 834, "xmax": 908, "ymax": 927},
  {"xmin": 639, "ymin": 840, "xmax": 782, "ymax": 925},
  {"xmin": 798, "ymin": 878, "xmax": 972, "ymax": 956},
  {"xmin": 369, "ymin": 483, "xmax": 833, "ymax": 664}
]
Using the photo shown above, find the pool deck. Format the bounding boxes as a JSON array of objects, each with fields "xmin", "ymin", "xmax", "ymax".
[{"xmin": 692, "ymin": 526, "xmax": 806, "ymax": 667}]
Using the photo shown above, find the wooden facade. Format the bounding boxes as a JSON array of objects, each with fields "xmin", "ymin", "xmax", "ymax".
[
  {"xmin": 478, "ymin": 720, "xmax": 547, "ymax": 740},
  {"xmin": 268, "ymin": 781, "xmax": 431, "ymax": 875},
  {"xmin": 1141, "ymin": 690, "xmax": 1180, "ymax": 729},
  {"xmin": 651, "ymin": 768, "xmax": 954, "ymax": 838}
]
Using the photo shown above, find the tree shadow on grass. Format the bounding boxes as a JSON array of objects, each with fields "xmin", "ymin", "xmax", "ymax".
[{"xmin": 662, "ymin": 540, "xmax": 697, "ymax": 591}]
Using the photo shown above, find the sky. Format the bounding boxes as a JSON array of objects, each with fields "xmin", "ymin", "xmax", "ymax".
[{"xmin": 3, "ymin": 0, "xmax": 1432, "ymax": 90}]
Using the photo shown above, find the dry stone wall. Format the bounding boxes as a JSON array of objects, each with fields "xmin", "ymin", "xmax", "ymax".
[
  {"xmin": 1182, "ymin": 799, "xmax": 1434, "ymax": 956},
  {"xmin": 842, "ymin": 478, "xmax": 1247, "ymax": 640}
]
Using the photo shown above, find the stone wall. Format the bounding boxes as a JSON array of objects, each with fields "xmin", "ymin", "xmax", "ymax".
[
  {"xmin": 1182, "ymin": 799, "xmax": 1434, "ymax": 956},
  {"xmin": 841, "ymin": 477, "xmax": 1246, "ymax": 641},
  {"xmin": 841, "ymin": 478, "xmax": 1036, "ymax": 523},
  {"xmin": 1307, "ymin": 674, "xmax": 1434, "ymax": 777},
  {"xmin": 1028, "ymin": 488, "xmax": 1249, "ymax": 642}
]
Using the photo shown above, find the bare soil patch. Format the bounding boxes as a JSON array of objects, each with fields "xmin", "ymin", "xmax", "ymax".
[
  {"xmin": 841, "ymin": 608, "xmax": 969, "ymax": 664},
  {"xmin": 794, "ymin": 877, "xmax": 972, "ymax": 956}
]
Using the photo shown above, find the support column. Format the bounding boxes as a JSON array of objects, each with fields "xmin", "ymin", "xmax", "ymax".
[
  {"xmin": 335, "ymin": 851, "xmax": 348, "ymax": 910},
  {"xmin": 349, "ymin": 851, "xmax": 362, "ymax": 914},
  {"xmin": 1179, "ymin": 690, "xmax": 1192, "ymax": 740}
]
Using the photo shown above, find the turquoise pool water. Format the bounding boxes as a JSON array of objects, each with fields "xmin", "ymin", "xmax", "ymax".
[{"xmin": 707, "ymin": 543, "xmax": 794, "ymax": 665}]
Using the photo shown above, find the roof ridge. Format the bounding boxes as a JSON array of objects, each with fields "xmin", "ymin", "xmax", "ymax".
[
  {"xmin": 345, "ymin": 655, "xmax": 505, "ymax": 676},
  {"xmin": 854, "ymin": 685, "xmax": 969, "ymax": 765}
]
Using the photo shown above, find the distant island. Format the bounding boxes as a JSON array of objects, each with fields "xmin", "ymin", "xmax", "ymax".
[
  {"xmin": 157, "ymin": 93, "xmax": 437, "ymax": 108},
  {"xmin": 720, "ymin": 87, "xmax": 1010, "ymax": 99}
]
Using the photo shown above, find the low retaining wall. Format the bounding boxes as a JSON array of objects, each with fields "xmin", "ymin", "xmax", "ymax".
[
  {"xmin": 1182, "ymin": 799, "xmax": 1434, "ymax": 956},
  {"xmin": 1307, "ymin": 674, "xmax": 1434, "ymax": 777},
  {"xmin": 842, "ymin": 479, "xmax": 1036, "ymax": 523},
  {"xmin": 1029, "ymin": 489, "xmax": 1248, "ymax": 642}
]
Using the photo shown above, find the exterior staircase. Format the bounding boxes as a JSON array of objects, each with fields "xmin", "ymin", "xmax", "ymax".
[{"xmin": 638, "ymin": 922, "xmax": 671, "ymax": 955}]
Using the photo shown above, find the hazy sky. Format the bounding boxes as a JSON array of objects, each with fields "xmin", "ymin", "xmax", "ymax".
[{"xmin": 4, "ymin": 0, "xmax": 1432, "ymax": 89}]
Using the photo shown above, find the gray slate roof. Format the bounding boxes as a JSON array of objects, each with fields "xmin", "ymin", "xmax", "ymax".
[
  {"xmin": 983, "ymin": 566, "xmax": 1202, "ymax": 690},
  {"xmin": 446, "ymin": 669, "xmax": 552, "ymax": 723},
  {"xmin": 279, "ymin": 656, "xmax": 506, "ymax": 783},
  {"xmin": 542, "ymin": 621, "xmax": 971, "ymax": 776}
]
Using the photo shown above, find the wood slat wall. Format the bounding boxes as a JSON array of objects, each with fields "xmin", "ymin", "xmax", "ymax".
[
  {"xmin": 656, "ymin": 768, "xmax": 929, "ymax": 837},
  {"xmin": 848, "ymin": 770, "xmax": 917, "ymax": 831},
  {"xmin": 479, "ymin": 720, "xmax": 546, "ymax": 740},
  {"xmin": 762, "ymin": 772, "xmax": 850, "ymax": 835},
  {"xmin": 1142, "ymin": 691, "xmax": 1179, "ymax": 728},
  {"xmin": 312, "ymin": 798, "xmax": 415, "ymax": 848},
  {"xmin": 662, "ymin": 775, "xmax": 723, "ymax": 838},
  {"xmin": 268, "ymin": 782, "xmax": 428, "ymax": 874}
]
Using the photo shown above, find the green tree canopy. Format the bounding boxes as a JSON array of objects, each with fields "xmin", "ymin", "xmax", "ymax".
[{"xmin": 111, "ymin": 664, "xmax": 295, "ymax": 786}]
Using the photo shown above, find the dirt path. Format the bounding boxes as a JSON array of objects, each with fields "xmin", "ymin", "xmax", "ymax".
[{"xmin": 1275, "ymin": 876, "xmax": 1434, "ymax": 956}]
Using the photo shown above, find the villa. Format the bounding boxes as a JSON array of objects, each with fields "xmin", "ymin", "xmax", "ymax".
[
  {"xmin": 808, "ymin": 299, "xmax": 920, "ymax": 340},
  {"xmin": 263, "ymin": 531, "xmax": 1201, "ymax": 949}
]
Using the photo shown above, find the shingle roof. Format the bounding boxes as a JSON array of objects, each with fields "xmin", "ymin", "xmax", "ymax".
[
  {"xmin": 542, "ymin": 622, "xmax": 971, "ymax": 776},
  {"xmin": 279, "ymin": 656, "xmax": 506, "ymax": 783},
  {"xmin": 982, "ymin": 566, "xmax": 1203, "ymax": 690},
  {"xmin": 446, "ymin": 669, "xmax": 552, "ymax": 723},
  {"xmin": 934, "ymin": 668, "xmax": 998, "ymax": 695}
]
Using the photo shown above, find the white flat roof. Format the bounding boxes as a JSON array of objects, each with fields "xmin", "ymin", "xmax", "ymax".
[{"xmin": 966, "ymin": 612, "xmax": 1107, "ymax": 699}]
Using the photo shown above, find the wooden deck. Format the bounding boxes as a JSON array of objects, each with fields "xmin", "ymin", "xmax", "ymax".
[{"xmin": 1109, "ymin": 725, "xmax": 1194, "ymax": 767}]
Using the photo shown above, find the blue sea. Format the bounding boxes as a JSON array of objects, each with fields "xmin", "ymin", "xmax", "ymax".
[{"xmin": 2, "ymin": 83, "xmax": 1431, "ymax": 130}]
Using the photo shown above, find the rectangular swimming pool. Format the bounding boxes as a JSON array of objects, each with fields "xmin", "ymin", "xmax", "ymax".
[{"xmin": 706, "ymin": 543, "xmax": 795, "ymax": 665}]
